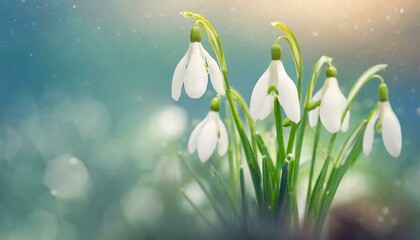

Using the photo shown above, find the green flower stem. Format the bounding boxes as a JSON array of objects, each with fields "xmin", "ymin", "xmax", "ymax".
[
  {"xmin": 304, "ymin": 56, "xmax": 333, "ymax": 108},
  {"xmin": 231, "ymin": 89, "xmax": 258, "ymax": 155},
  {"xmin": 240, "ymin": 167, "xmax": 248, "ymax": 232},
  {"xmin": 211, "ymin": 166, "xmax": 240, "ymax": 221},
  {"xmin": 316, "ymin": 106, "xmax": 379, "ymax": 230},
  {"xmin": 308, "ymin": 63, "xmax": 386, "ymax": 232},
  {"xmin": 286, "ymin": 124, "xmax": 298, "ymax": 156},
  {"xmin": 316, "ymin": 129, "xmax": 365, "ymax": 230},
  {"xmin": 296, "ymin": 57, "xmax": 332, "ymax": 204},
  {"xmin": 272, "ymin": 23, "xmax": 304, "ymax": 202},
  {"xmin": 271, "ymin": 22, "xmax": 303, "ymax": 99},
  {"xmin": 287, "ymin": 109, "xmax": 307, "ymax": 221},
  {"xmin": 333, "ymin": 105, "xmax": 379, "ymax": 168},
  {"xmin": 256, "ymin": 134, "xmax": 278, "ymax": 191},
  {"xmin": 224, "ymin": 71, "xmax": 263, "ymax": 210},
  {"xmin": 306, "ymin": 132, "xmax": 337, "ymax": 223},
  {"xmin": 343, "ymin": 64, "xmax": 387, "ymax": 117},
  {"xmin": 262, "ymin": 156, "xmax": 273, "ymax": 216},
  {"xmin": 277, "ymin": 159, "xmax": 290, "ymax": 218},
  {"xmin": 234, "ymin": 126, "xmax": 242, "ymax": 187},
  {"xmin": 182, "ymin": 12, "xmax": 226, "ymax": 69},
  {"xmin": 305, "ymin": 121, "xmax": 322, "ymax": 215},
  {"xmin": 225, "ymin": 102, "xmax": 238, "ymax": 202},
  {"xmin": 184, "ymin": 12, "xmax": 263, "ymax": 210},
  {"xmin": 179, "ymin": 154, "xmax": 230, "ymax": 229},
  {"xmin": 274, "ymin": 97, "xmax": 286, "ymax": 177}
]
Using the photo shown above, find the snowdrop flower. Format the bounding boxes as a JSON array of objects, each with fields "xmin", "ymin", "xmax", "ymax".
[
  {"xmin": 172, "ymin": 26, "xmax": 225, "ymax": 101},
  {"xmin": 308, "ymin": 66, "xmax": 350, "ymax": 133},
  {"xmin": 363, "ymin": 83, "xmax": 402, "ymax": 157},
  {"xmin": 250, "ymin": 44, "xmax": 300, "ymax": 123},
  {"xmin": 188, "ymin": 98, "xmax": 228, "ymax": 162}
]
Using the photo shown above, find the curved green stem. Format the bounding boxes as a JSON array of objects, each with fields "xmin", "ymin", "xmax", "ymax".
[
  {"xmin": 306, "ymin": 132, "xmax": 337, "ymax": 223},
  {"xmin": 343, "ymin": 64, "xmax": 387, "ymax": 119},
  {"xmin": 183, "ymin": 12, "xmax": 263, "ymax": 209},
  {"xmin": 272, "ymin": 23, "xmax": 304, "ymax": 180},
  {"xmin": 271, "ymin": 22, "xmax": 303, "ymax": 99},
  {"xmin": 230, "ymin": 89, "xmax": 258, "ymax": 155},
  {"xmin": 304, "ymin": 56, "xmax": 333, "ymax": 108},
  {"xmin": 289, "ymin": 56, "xmax": 332, "ymax": 206},
  {"xmin": 225, "ymin": 102, "xmax": 238, "ymax": 204},
  {"xmin": 305, "ymin": 121, "xmax": 322, "ymax": 215},
  {"xmin": 312, "ymin": 104, "xmax": 380, "ymax": 234},
  {"xmin": 274, "ymin": 97, "xmax": 286, "ymax": 177}
]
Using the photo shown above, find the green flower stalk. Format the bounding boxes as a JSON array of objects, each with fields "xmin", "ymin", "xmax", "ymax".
[{"xmin": 172, "ymin": 12, "xmax": 402, "ymax": 238}]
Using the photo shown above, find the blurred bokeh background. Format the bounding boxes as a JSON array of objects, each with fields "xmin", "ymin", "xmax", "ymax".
[{"xmin": 0, "ymin": 0, "xmax": 419, "ymax": 239}]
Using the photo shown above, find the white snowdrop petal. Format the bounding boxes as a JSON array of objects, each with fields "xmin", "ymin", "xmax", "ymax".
[
  {"xmin": 171, "ymin": 46, "xmax": 190, "ymax": 101},
  {"xmin": 340, "ymin": 111, "xmax": 350, "ymax": 132},
  {"xmin": 197, "ymin": 114, "xmax": 218, "ymax": 162},
  {"xmin": 381, "ymin": 102, "xmax": 402, "ymax": 157},
  {"xmin": 258, "ymin": 95, "xmax": 275, "ymax": 120},
  {"xmin": 250, "ymin": 67, "xmax": 272, "ymax": 120},
  {"xmin": 185, "ymin": 42, "xmax": 208, "ymax": 99},
  {"xmin": 275, "ymin": 61, "xmax": 301, "ymax": 123},
  {"xmin": 320, "ymin": 78, "xmax": 343, "ymax": 133},
  {"xmin": 188, "ymin": 117, "xmax": 207, "ymax": 153},
  {"xmin": 308, "ymin": 89, "xmax": 323, "ymax": 128},
  {"xmin": 217, "ymin": 118, "xmax": 229, "ymax": 156},
  {"xmin": 338, "ymin": 91, "xmax": 350, "ymax": 132},
  {"xmin": 363, "ymin": 111, "xmax": 378, "ymax": 156},
  {"xmin": 201, "ymin": 46, "xmax": 225, "ymax": 95}
]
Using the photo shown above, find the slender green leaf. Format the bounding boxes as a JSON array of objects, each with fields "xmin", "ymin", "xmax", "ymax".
[
  {"xmin": 305, "ymin": 122, "xmax": 322, "ymax": 215},
  {"xmin": 211, "ymin": 166, "xmax": 240, "ymax": 221},
  {"xmin": 262, "ymin": 156, "xmax": 273, "ymax": 216},
  {"xmin": 274, "ymin": 97, "xmax": 286, "ymax": 176},
  {"xmin": 344, "ymin": 64, "xmax": 387, "ymax": 117},
  {"xmin": 256, "ymin": 133, "xmax": 278, "ymax": 190},
  {"xmin": 179, "ymin": 154, "xmax": 229, "ymax": 228},
  {"xmin": 240, "ymin": 167, "xmax": 248, "ymax": 232},
  {"xmin": 180, "ymin": 188, "xmax": 221, "ymax": 234}
]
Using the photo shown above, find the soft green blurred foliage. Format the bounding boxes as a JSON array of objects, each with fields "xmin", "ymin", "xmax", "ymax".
[{"xmin": 0, "ymin": 0, "xmax": 419, "ymax": 239}]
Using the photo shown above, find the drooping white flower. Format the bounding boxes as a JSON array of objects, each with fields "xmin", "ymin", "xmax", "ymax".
[
  {"xmin": 249, "ymin": 44, "xmax": 300, "ymax": 123},
  {"xmin": 308, "ymin": 66, "xmax": 350, "ymax": 133},
  {"xmin": 188, "ymin": 111, "xmax": 228, "ymax": 163},
  {"xmin": 171, "ymin": 26, "xmax": 225, "ymax": 101},
  {"xmin": 363, "ymin": 84, "xmax": 402, "ymax": 157}
]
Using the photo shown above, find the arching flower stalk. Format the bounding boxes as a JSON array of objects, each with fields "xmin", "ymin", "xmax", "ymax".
[{"xmin": 171, "ymin": 12, "xmax": 402, "ymax": 240}]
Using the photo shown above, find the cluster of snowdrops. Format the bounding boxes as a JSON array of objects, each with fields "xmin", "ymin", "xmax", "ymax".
[{"xmin": 170, "ymin": 12, "xmax": 402, "ymax": 238}]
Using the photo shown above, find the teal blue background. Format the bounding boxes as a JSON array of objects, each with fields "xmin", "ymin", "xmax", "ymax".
[{"xmin": 0, "ymin": 1, "xmax": 419, "ymax": 239}]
